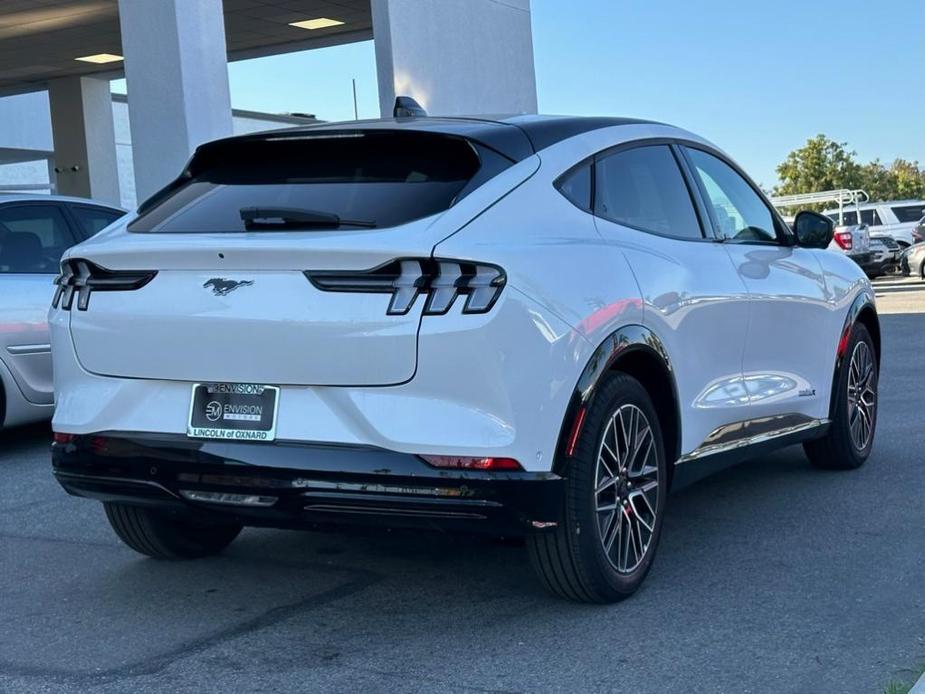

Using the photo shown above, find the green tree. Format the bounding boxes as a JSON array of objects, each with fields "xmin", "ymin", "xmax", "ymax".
[
  {"xmin": 855, "ymin": 158, "xmax": 925, "ymax": 201},
  {"xmin": 774, "ymin": 136, "xmax": 925, "ymax": 206},
  {"xmin": 773, "ymin": 135, "xmax": 862, "ymax": 198},
  {"xmin": 885, "ymin": 159, "xmax": 925, "ymax": 200},
  {"xmin": 856, "ymin": 159, "xmax": 895, "ymax": 201}
]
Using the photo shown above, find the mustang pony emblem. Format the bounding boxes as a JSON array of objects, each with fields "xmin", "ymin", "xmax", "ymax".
[{"xmin": 203, "ymin": 278, "xmax": 255, "ymax": 296}]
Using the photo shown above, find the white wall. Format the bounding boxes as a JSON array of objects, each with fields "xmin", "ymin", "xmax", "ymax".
[
  {"xmin": 0, "ymin": 92, "xmax": 52, "ymax": 154},
  {"xmin": 372, "ymin": 0, "xmax": 537, "ymax": 117},
  {"xmin": 117, "ymin": 0, "xmax": 234, "ymax": 202}
]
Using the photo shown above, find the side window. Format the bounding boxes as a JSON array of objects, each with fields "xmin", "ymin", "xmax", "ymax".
[
  {"xmin": 686, "ymin": 148, "xmax": 779, "ymax": 243},
  {"xmin": 835, "ymin": 210, "xmax": 859, "ymax": 226},
  {"xmin": 593, "ymin": 145, "xmax": 703, "ymax": 239},
  {"xmin": 0, "ymin": 204, "xmax": 76, "ymax": 274},
  {"xmin": 556, "ymin": 163, "xmax": 591, "ymax": 211},
  {"xmin": 891, "ymin": 205, "xmax": 925, "ymax": 223},
  {"xmin": 860, "ymin": 209, "xmax": 882, "ymax": 227},
  {"xmin": 70, "ymin": 205, "xmax": 124, "ymax": 238}
]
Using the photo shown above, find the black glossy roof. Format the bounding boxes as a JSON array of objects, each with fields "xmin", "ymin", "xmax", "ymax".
[
  {"xmin": 233, "ymin": 114, "xmax": 658, "ymax": 162},
  {"xmin": 499, "ymin": 115, "xmax": 658, "ymax": 154}
]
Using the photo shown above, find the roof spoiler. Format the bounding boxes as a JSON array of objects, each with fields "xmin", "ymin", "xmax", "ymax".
[{"xmin": 393, "ymin": 96, "xmax": 427, "ymax": 118}]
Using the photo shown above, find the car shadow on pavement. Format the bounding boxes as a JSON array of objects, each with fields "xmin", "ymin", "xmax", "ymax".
[{"xmin": 1, "ymin": 347, "xmax": 920, "ymax": 694}]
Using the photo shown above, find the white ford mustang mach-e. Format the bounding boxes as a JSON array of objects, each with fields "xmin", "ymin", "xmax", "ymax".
[{"xmin": 49, "ymin": 113, "xmax": 880, "ymax": 603}]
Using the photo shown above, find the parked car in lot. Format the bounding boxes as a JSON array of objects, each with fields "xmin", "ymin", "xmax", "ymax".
[
  {"xmin": 900, "ymin": 242, "xmax": 925, "ymax": 279},
  {"xmin": 0, "ymin": 195, "xmax": 125, "ymax": 429},
  {"xmin": 823, "ymin": 200, "xmax": 925, "ymax": 247},
  {"xmin": 866, "ymin": 236, "xmax": 902, "ymax": 277},
  {"xmin": 912, "ymin": 215, "xmax": 925, "ymax": 245},
  {"xmin": 50, "ymin": 113, "xmax": 880, "ymax": 603}
]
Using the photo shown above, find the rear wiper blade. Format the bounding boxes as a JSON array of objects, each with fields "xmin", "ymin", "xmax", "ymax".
[{"xmin": 239, "ymin": 207, "xmax": 376, "ymax": 229}]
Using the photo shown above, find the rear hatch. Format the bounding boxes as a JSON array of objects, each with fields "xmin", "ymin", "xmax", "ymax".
[{"xmin": 63, "ymin": 127, "xmax": 527, "ymax": 386}]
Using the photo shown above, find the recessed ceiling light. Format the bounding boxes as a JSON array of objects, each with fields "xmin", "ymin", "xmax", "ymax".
[
  {"xmin": 74, "ymin": 53, "xmax": 123, "ymax": 64},
  {"xmin": 289, "ymin": 17, "xmax": 344, "ymax": 30}
]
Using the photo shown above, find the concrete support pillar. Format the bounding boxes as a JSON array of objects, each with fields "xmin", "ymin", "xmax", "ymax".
[
  {"xmin": 47, "ymin": 77, "xmax": 120, "ymax": 205},
  {"xmin": 117, "ymin": 0, "xmax": 233, "ymax": 202},
  {"xmin": 371, "ymin": 0, "xmax": 537, "ymax": 117}
]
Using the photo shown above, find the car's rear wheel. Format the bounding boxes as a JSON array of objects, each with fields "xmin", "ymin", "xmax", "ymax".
[
  {"xmin": 104, "ymin": 502, "xmax": 242, "ymax": 559},
  {"xmin": 528, "ymin": 372, "xmax": 667, "ymax": 603},
  {"xmin": 803, "ymin": 323, "xmax": 878, "ymax": 469}
]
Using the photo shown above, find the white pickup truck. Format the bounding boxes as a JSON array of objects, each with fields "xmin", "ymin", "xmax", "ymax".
[{"xmin": 823, "ymin": 200, "xmax": 925, "ymax": 248}]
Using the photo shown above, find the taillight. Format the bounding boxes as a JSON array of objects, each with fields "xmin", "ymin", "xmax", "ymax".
[
  {"xmin": 305, "ymin": 258, "xmax": 506, "ymax": 315},
  {"xmin": 53, "ymin": 259, "xmax": 157, "ymax": 311},
  {"xmin": 420, "ymin": 455, "xmax": 523, "ymax": 471},
  {"xmin": 52, "ymin": 432, "xmax": 76, "ymax": 445},
  {"xmin": 834, "ymin": 231, "xmax": 853, "ymax": 250}
]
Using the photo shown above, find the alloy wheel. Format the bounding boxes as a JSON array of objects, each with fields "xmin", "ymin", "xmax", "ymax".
[
  {"xmin": 847, "ymin": 340, "xmax": 876, "ymax": 451},
  {"xmin": 594, "ymin": 404, "xmax": 660, "ymax": 574}
]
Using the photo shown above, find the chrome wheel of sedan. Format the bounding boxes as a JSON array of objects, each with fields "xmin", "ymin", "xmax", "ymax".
[
  {"xmin": 847, "ymin": 340, "xmax": 876, "ymax": 451},
  {"xmin": 594, "ymin": 404, "xmax": 660, "ymax": 574}
]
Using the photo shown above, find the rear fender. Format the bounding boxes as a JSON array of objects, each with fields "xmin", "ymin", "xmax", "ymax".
[{"xmin": 829, "ymin": 290, "xmax": 879, "ymax": 420}]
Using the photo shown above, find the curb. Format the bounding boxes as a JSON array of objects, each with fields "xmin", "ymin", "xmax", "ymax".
[{"xmin": 910, "ymin": 671, "xmax": 925, "ymax": 694}]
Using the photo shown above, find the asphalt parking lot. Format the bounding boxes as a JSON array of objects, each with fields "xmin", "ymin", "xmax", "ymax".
[{"xmin": 0, "ymin": 286, "xmax": 922, "ymax": 694}]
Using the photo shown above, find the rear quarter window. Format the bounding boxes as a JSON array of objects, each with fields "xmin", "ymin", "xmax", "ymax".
[
  {"xmin": 892, "ymin": 205, "xmax": 925, "ymax": 223},
  {"xmin": 130, "ymin": 131, "xmax": 508, "ymax": 233},
  {"xmin": 556, "ymin": 163, "xmax": 591, "ymax": 210}
]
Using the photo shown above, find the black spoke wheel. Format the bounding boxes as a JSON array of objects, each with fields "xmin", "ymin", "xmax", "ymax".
[
  {"xmin": 804, "ymin": 322, "xmax": 878, "ymax": 469},
  {"xmin": 528, "ymin": 372, "xmax": 668, "ymax": 603},
  {"xmin": 594, "ymin": 404, "xmax": 660, "ymax": 574}
]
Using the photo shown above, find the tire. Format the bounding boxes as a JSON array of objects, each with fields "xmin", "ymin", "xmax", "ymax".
[
  {"xmin": 527, "ymin": 372, "xmax": 668, "ymax": 603},
  {"xmin": 919, "ymin": 259, "xmax": 925, "ymax": 280},
  {"xmin": 104, "ymin": 502, "xmax": 242, "ymax": 559},
  {"xmin": 803, "ymin": 323, "xmax": 878, "ymax": 469}
]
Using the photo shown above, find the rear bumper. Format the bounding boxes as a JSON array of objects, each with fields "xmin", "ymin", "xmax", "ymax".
[{"xmin": 52, "ymin": 434, "xmax": 564, "ymax": 535}]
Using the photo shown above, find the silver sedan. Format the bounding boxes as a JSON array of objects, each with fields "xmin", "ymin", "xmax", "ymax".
[{"xmin": 0, "ymin": 194, "xmax": 124, "ymax": 429}]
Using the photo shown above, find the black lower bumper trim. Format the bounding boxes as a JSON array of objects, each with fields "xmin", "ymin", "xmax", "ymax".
[{"xmin": 52, "ymin": 433, "xmax": 564, "ymax": 535}]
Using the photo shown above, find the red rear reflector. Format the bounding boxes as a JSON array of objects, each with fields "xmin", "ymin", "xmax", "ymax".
[
  {"xmin": 53, "ymin": 432, "xmax": 76, "ymax": 444},
  {"xmin": 566, "ymin": 407, "xmax": 587, "ymax": 457},
  {"xmin": 837, "ymin": 325, "xmax": 851, "ymax": 356},
  {"xmin": 421, "ymin": 455, "xmax": 522, "ymax": 471}
]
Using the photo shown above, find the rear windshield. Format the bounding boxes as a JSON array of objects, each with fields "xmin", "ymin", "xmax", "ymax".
[
  {"xmin": 129, "ymin": 131, "xmax": 492, "ymax": 233},
  {"xmin": 892, "ymin": 205, "xmax": 925, "ymax": 223}
]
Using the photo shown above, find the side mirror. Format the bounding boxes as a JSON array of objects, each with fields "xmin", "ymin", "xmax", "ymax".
[{"xmin": 793, "ymin": 210, "xmax": 834, "ymax": 249}]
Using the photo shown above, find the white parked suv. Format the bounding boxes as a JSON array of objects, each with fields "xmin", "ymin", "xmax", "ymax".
[
  {"xmin": 50, "ymin": 114, "xmax": 880, "ymax": 603},
  {"xmin": 823, "ymin": 200, "xmax": 925, "ymax": 247}
]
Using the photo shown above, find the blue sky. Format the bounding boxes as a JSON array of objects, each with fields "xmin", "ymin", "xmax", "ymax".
[{"xmin": 116, "ymin": 0, "xmax": 923, "ymax": 187}]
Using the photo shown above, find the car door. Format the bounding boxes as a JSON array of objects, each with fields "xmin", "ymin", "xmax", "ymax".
[
  {"xmin": 680, "ymin": 145, "xmax": 836, "ymax": 426},
  {"xmin": 0, "ymin": 202, "xmax": 79, "ymax": 405},
  {"xmin": 591, "ymin": 142, "xmax": 751, "ymax": 457}
]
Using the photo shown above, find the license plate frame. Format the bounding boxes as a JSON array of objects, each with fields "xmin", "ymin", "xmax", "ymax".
[{"xmin": 187, "ymin": 383, "xmax": 279, "ymax": 442}]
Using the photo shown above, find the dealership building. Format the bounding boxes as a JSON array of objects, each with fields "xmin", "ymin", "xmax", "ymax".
[{"xmin": 0, "ymin": 0, "xmax": 537, "ymax": 208}]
